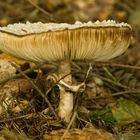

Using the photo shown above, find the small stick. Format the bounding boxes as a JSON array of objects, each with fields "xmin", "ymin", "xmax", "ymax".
[
  {"xmin": 27, "ymin": 0, "xmax": 59, "ymax": 22},
  {"xmin": 95, "ymin": 62, "xmax": 140, "ymax": 70},
  {"xmin": 85, "ymin": 89, "xmax": 140, "ymax": 100},
  {"xmin": 83, "ymin": 63, "xmax": 92, "ymax": 83},
  {"xmin": 10, "ymin": 62, "xmax": 59, "ymax": 120},
  {"xmin": 112, "ymin": 90, "xmax": 140, "ymax": 96},
  {"xmin": 103, "ymin": 66, "xmax": 116, "ymax": 81},
  {"xmin": 0, "ymin": 113, "xmax": 35, "ymax": 123},
  {"xmin": 76, "ymin": 61, "xmax": 140, "ymax": 71},
  {"xmin": 72, "ymin": 63, "xmax": 130, "ymax": 89},
  {"xmin": 61, "ymin": 111, "xmax": 77, "ymax": 140},
  {"xmin": 91, "ymin": 73, "xmax": 129, "ymax": 90}
]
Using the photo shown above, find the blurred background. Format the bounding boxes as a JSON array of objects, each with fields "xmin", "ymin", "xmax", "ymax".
[{"xmin": 0, "ymin": 0, "xmax": 140, "ymax": 25}]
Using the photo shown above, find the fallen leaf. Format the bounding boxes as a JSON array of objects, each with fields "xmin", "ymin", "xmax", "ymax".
[
  {"xmin": 122, "ymin": 132, "xmax": 140, "ymax": 140},
  {"xmin": 112, "ymin": 99, "xmax": 140, "ymax": 125}
]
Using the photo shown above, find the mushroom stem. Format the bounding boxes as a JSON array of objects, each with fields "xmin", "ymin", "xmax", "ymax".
[{"xmin": 58, "ymin": 60, "xmax": 73, "ymax": 122}]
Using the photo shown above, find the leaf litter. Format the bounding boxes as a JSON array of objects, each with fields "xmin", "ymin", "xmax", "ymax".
[{"xmin": 0, "ymin": 0, "xmax": 140, "ymax": 140}]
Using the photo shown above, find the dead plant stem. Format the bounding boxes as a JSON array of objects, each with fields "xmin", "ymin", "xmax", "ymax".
[
  {"xmin": 27, "ymin": 0, "xmax": 59, "ymax": 22},
  {"xmin": 0, "ymin": 113, "xmax": 36, "ymax": 123},
  {"xmin": 94, "ymin": 62, "xmax": 140, "ymax": 70},
  {"xmin": 61, "ymin": 111, "xmax": 77, "ymax": 140},
  {"xmin": 91, "ymin": 73, "xmax": 129, "ymax": 90}
]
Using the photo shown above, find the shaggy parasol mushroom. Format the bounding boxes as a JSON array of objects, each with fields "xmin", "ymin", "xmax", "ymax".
[{"xmin": 0, "ymin": 20, "xmax": 132, "ymax": 122}]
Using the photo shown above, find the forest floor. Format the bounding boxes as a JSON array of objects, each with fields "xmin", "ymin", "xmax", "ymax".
[{"xmin": 0, "ymin": 0, "xmax": 140, "ymax": 140}]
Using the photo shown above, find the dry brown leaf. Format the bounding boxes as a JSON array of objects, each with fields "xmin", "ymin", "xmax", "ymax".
[
  {"xmin": 0, "ymin": 53, "xmax": 26, "ymax": 65},
  {"xmin": 43, "ymin": 128, "xmax": 117, "ymax": 140}
]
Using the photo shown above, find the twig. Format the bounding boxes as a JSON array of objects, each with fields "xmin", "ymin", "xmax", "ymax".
[
  {"xmin": 83, "ymin": 63, "xmax": 92, "ymax": 83},
  {"xmin": 74, "ymin": 62, "xmax": 138, "ymax": 89},
  {"xmin": 94, "ymin": 62, "xmax": 140, "ymax": 70},
  {"xmin": 27, "ymin": 0, "xmax": 59, "ymax": 22},
  {"xmin": 103, "ymin": 66, "xmax": 116, "ymax": 81},
  {"xmin": 0, "ymin": 113, "xmax": 36, "ymax": 123},
  {"xmin": 0, "ymin": 62, "xmax": 45, "ymax": 85},
  {"xmin": 76, "ymin": 61, "xmax": 140, "ymax": 70},
  {"xmin": 10, "ymin": 62, "xmax": 59, "ymax": 120},
  {"xmin": 72, "ymin": 66, "xmax": 129, "ymax": 90},
  {"xmin": 91, "ymin": 73, "xmax": 129, "ymax": 89},
  {"xmin": 85, "ymin": 89, "xmax": 140, "ymax": 100},
  {"xmin": 61, "ymin": 111, "xmax": 77, "ymax": 140},
  {"xmin": 112, "ymin": 90, "xmax": 140, "ymax": 96}
]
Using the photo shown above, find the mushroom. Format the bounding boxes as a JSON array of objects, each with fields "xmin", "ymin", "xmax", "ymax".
[{"xmin": 0, "ymin": 20, "xmax": 132, "ymax": 122}]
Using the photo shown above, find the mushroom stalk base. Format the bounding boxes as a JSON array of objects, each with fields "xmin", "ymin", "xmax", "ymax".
[
  {"xmin": 58, "ymin": 86, "xmax": 73, "ymax": 122},
  {"xmin": 58, "ymin": 60, "xmax": 73, "ymax": 122}
]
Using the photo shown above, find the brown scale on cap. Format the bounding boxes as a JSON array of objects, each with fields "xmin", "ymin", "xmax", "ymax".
[{"xmin": 0, "ymin": 20, "xmax": 132, "ymax": 122}]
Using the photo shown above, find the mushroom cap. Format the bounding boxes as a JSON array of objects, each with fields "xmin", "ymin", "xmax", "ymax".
[{"xmin": 0, "ymin": 20, "xmax": 132, "ymax": 62}]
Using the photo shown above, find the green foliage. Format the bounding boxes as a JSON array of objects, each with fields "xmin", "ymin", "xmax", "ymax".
[
  {"xmin": 112, "ymin": 99, "xmax": 140, "ymax": 125},
  {"xmin": 121, "ymin": 132, "xmax": 140, "ymax": 140},
  {"xmin": 90, "ymin": 108, "xmax": 117, "ymax": 127}
]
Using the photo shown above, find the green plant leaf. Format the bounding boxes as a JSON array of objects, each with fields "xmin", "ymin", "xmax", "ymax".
[
  {"xmin": 121, "ymin": 132, "xmax": 140, "ymax": 140},
  {"xmin": 112, "ymin": 99, "xmax": 140, "ymax": 125},
  {"xmin": 90, "ymin": 108, "xmax": 117, "ymax": 127}
]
